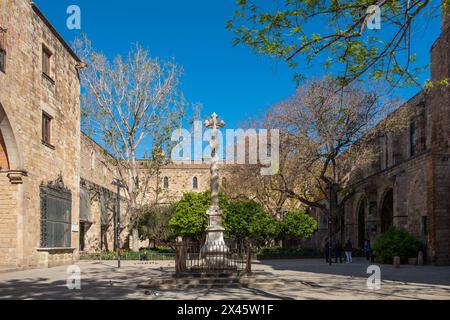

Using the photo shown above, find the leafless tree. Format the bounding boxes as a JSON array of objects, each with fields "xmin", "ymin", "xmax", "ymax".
[
  {"xmin": 226, "ymin": 78, "xmax": 407, "ymax": 239},
  {"xmin": 74, "ymin": 36, "xmax": 186, "ymax": 251}
]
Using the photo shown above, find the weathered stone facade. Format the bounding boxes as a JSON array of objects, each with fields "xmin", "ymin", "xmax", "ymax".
[{"xmin": 0, "ymin": 0, "xmax": 82, "ymax": 269}]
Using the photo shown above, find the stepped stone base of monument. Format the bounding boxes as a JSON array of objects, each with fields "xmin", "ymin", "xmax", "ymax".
[{"xmin": 137, "ymin": 272, "xmax": 281, "ymax": 290}]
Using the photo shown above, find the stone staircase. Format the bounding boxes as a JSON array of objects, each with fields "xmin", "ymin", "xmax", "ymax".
[{"xmin": 138, "ymin": 272, "xmax": 281, "ymax": 290}]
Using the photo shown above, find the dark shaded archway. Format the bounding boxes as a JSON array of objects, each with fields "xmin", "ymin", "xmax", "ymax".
[
  {"xmin": 357, "ymin": 198, "xmax": 367, "ymax": 248},
  {"xmin": 380, "ymin": 189, "xmax": 394, "ymax": 233}
]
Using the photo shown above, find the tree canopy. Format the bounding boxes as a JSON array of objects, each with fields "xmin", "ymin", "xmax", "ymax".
[{"xmin": 228, "ymin": 0, "xmax": 449, "ymax": 87}]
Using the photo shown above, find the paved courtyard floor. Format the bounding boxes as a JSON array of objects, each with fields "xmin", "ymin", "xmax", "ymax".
[{"xmin": 0, "ymin": 258, "xmax": 449, "ymax": 300}]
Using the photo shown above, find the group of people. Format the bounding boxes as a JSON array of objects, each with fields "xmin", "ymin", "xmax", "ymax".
[{"xmin": 324, "ymin": 239, "xmax": 374, "ymax": 263}]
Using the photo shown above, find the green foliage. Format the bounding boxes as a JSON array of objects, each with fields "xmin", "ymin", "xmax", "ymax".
[
  {"xmin": 139, "ymin": 204, "xmax": 175, "ymax": 244},
  {"xmin": 227, "ymin": 0, "xmax": 439, "ymax": 87},
  {"xmin": 281, "ymin": 210, "xmax": 318, "ymax": 240},
  {"xmin": 79, "ymin": 248, "xmax": 175, "ymax": 261},
  {"xmin": 168, "ymin": 191, "xmax": 229, "ymax": 238},
  {"xmin": 255, "ymin": 246, "xmax": 322, "ymax": 259},
  {"xmin": 372, "ymin": 226, "xmax": 425, "ymax": 264},
  {"xmin": 224, "ymin": 200, "xmax": 279, "ymax": 241}
]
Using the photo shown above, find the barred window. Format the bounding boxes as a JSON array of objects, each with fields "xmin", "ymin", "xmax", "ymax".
[
  {"xmin": 163, "ymin": 176, "xmax": 169, "ymax": 189},
  {"xmin": 0, "ymin": 27, "xmax": 6, "ymax": 72},
  {"xmin": 40, "ymin": 179, "xmax": 72, "ymax": 248}
]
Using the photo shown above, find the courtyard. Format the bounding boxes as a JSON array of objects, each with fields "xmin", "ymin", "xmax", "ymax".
[{"xmin": 0, "ymin": 259, "xmax": 449, "ymax": 300}]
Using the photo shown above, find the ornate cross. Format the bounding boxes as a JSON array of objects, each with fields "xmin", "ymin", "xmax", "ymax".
[{"xmin": 204, "ymin": 112, "xmax": 225, "ymax": 130}]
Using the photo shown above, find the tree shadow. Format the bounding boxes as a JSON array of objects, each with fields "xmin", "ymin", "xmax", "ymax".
[{"xmin": 254, "ymin": 258, "xmax": 450, "ymax": 286}]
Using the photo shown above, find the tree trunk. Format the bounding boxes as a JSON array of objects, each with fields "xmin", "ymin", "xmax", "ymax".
[{"xmin": 130, "ymin": 227, "xmax": 140, "ymax": 252}]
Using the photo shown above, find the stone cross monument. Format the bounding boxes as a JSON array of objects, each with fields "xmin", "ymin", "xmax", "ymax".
[{"xmin": 201, "ymin": 113, "xmax": 228, "ymax": 265}]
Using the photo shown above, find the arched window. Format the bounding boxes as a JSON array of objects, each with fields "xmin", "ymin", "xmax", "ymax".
[
  {"xmin": 163, "ymin": 176, "xmax": 169, "ymax": 189},
  {"xmin": 193, "ymin": 177, "xmax": 198, "ymax": 190},
  {"xmin": 380, "ymin": 189, "xmax": 394, "ymax": 233}
]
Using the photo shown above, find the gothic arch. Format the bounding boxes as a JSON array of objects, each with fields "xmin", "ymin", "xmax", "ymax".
[
  {"xmin": 357, "ymin": 196, "xmax": 367, "ymax": 248},
  {"xmin": 0, "ymin": 102, "xmax": 21, "ymax": 169},
  {"xmin": 380, "ymin": 188, "xmax": 394, "ymax": 233}
]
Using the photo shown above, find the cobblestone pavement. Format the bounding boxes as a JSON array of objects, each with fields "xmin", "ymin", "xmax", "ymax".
[{"xmin": 0, "ymin": 259, "xmax": 449, "ymax": 300}]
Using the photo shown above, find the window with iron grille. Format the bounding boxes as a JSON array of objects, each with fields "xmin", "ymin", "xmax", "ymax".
[
  {"xmin": 40, "ymin": 179, "xmax": 72, "ymax": 248},
  {"xmin": 0, "ymin": 27, "xmax": 6, "ymax": 73}
]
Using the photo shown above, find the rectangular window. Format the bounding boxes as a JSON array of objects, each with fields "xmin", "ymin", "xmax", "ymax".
[
  {"xmin": 0, "ymin": 27, "xmax": 6, "ymax": 73},
  {"xmin": 42, "ymin": 45, "xmax": 52, "ymax": 78},
  {"xmin": 42, "ymin": 112, "xmax": 53, "ymax": 147},
  {"xmin": 40, "ymin": 184, "xmax": 72, "ymax": 248},
  {"xmin": 410, "ymin": 121, "xmax": 417, "ymax": 157}
]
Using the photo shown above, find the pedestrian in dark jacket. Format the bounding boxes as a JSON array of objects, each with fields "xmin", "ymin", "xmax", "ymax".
[
  {"xmin": 334, "ymin": 240, "xmax": 342, "ymax": 263},
  {"xmin": 344, "ymin": 240, "xmax": 353, "ymax": 263},
  {"xmin": 324, "ymin": 240, "xmax": 330, "ymax": 263}
]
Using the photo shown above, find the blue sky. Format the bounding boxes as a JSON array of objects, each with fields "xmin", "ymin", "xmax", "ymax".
[{"xmin": 34, "ymin": 0, "xmax": 442, "ymax": 129}]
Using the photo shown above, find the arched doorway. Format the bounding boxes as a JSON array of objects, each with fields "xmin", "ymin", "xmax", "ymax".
[
  {"xmin": 357, "ymin": 198, "xmax": 366, "ymax": 248},
  {"xmin": 380, "ymin": 189, "xmax": 394, "ymax": 233}
]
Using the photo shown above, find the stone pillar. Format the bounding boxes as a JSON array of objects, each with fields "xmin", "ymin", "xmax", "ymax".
[{"xmin": 201, "ymin": 113, "xmax": 229, "ymax": 266}]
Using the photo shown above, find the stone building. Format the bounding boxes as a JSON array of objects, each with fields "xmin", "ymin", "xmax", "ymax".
[
  {"xmin": 313, "ymin": 14, "xmax": 450, "ymax": 265},
  {"xmin": 0, "ymin": 0, "xmax": 83, "ymax": 269}
]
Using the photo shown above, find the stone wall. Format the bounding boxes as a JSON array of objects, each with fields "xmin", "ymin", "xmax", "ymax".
[{"xmin": 0, "ymin": 0, "xmax": 81, "ymax": 268}]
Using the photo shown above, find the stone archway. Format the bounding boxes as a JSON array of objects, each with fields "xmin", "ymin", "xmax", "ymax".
[
  {"xmin": 357, "ymin": 197, "xmax": 367, "ymax": 248},
  {"xmin": 380, "ymin": 189, "xmax": 394, "ymax": 233},
  {"xmin": 0, "ymin": 102, "xmax": 21, "ymax": 267},
  {"xmin": 0, "ymin": 104, "xmax": 20, "ymax": 169}
]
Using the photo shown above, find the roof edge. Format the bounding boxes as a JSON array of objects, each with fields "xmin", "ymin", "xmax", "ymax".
[{"xmin": 31, "ymin": 2, "xmax": 82, "ymax": 63}]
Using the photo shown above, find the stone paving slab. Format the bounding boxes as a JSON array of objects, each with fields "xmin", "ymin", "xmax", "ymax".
[{"xmin": 0, "ymin": 259, "xmax": 448, "ymax": 300}]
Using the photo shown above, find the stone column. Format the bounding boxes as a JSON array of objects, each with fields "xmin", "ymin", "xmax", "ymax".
[{"xmin": 201, "ymin": 113, "xmax": 229, "ymax": 266}]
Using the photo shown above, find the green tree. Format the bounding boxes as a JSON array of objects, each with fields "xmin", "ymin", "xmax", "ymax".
[
  {"xmin": 224, "ymin": 200, "xmax": 279, "ymax": 242},
  {"xmin": 281, "ymin": 210, "xmax": 318, "ymax": 240},
  {"xmin": 139, "ymin": 204, "xmax": 176, "ymax": 246},
  {"xmin": 169, "ymin": 191, "xmax": 229, "ymax": 239},
  {"xmin": 228, "ymin": 0, "xmax": 449, "ymax": 87}
]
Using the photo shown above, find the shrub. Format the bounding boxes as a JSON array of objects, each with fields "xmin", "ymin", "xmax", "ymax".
[
  {"xmin": 255, "ymin": 246, "xmax": 322, "ymax": 259},
  {"xmin": 372, "ymin": 226, "xmax": 425, "ymax": 264}
]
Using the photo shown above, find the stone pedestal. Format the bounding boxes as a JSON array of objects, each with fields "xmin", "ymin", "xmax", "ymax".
[{"xmin": 201, "ymin": 206, "xmax": 229, "ymax": 267}]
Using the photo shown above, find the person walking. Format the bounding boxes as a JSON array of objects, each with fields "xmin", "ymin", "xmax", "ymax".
[
  {"xmin": 364, "ymin": 239, "xmax": 374, "ymax": 262},
  {"xmin": 334, "ymin": 240, "xmax": 342, "ymax": 263},
  {"xmin": 344, "ymin": 240, "xmax": 353, "ymax": 263}
]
